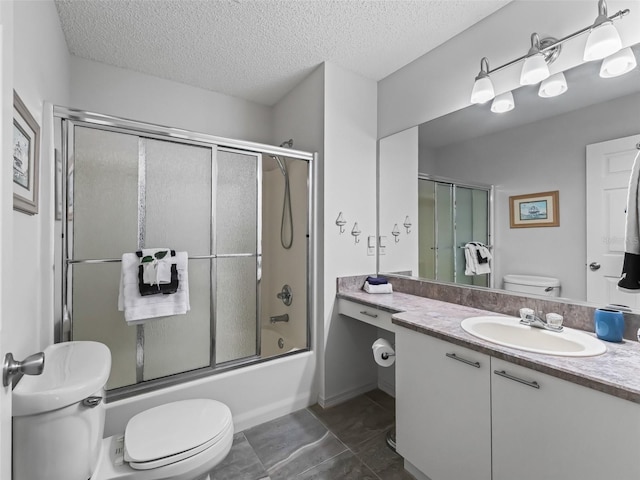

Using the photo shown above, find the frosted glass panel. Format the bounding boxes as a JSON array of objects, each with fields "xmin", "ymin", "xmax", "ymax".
[
  {"xmin": 143, "ymin": 260, "xmax": 211, "ymax": 380},
  {"xmin": 73, "ymin": 127, "xmax": 138, "ymax": 259},
  {"xmin": 216, "ymin": 257, "xmax": 257, "ymax": 364},
  {"xmin": 143, "ymin": 139, "xmax": 213, "ymax": 379},
  {"xmin": 435, "ymin": 183, "xmax": 454, "ymax": 282},
  {"xmin": 455, "ymin": 187, "xmax": 473, "ymax": 285},
  {"xmin": 145, "ymin": 139, "xmax": 212, "ymax": 255},
  {"xmin": 418, "ymin": 180, "xmax": 436, "ymax": 278},
  {"xmin": 72, "ymin": 263, "xmax": 137, "ymax": 390},
  {"xmin": 217, "ymin": 151, "xmax": 257, "ymax": 254}
]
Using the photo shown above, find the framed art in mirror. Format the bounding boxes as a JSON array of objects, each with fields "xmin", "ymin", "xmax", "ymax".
[
  {"xmin": 13, "ymin": 90, "xmax": 40, "ymax": 215},
  {"xmin": 509, "ymin": 190, "xmax": 559, "ymax": 228}
]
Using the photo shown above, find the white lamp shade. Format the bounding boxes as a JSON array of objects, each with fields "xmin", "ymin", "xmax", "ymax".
[
  {"xmin": 470, "ymin": 76, "xmax": 495, "ymax": 104},
  {"xmin": 490, "ymin": 91, "xmax": 515, "ymax": 113},
  {"xmin": 600, "ymin": 47, "xmax": 637, "ymax": 78},
  {"xmin": 584, "ymin": 22, "xmax": 622, "ymax": 61},
  {"xmin": 520, "ymin": 53, "xmax": 550, "ymax": 85},
  {"xmin": 538, "ymin": 72, "xmax": 568, "ymax": 98}
]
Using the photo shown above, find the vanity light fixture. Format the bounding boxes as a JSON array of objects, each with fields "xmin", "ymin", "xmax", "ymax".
[
  {"xmin": 599, "ymin": 47, "xmax": 637, "ymax": 78},
  {"xmin": 538, "ymin": 72, "xmax": 568, "ymax": 98},
  {"xmin": 584, "ymin": 0, "xmax": 623, "ymax": 61},
  {"xmin": 520, "ymin": 34, "xmax": 551, "ymax": 85},
  {"xmin": 470, "ymin": 57, "xmax": 495, "ymax": 104},
  {"xmin": 470, "ymin": 0, "xmax": 630, "ymax": 109},
  {"xmin": 490, "ymin": 91, "xmax": 515, "ymax": 113}
]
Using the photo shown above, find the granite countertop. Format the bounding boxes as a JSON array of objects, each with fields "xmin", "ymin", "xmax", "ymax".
[{"xmin": 337, "ymin": 289, "xmax": 640, "ymax": 404}]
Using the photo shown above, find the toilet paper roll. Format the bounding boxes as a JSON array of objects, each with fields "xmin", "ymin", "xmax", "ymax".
[{"xmin": 372, "ymin": 338, "xmax": 395, "ymax": 367}]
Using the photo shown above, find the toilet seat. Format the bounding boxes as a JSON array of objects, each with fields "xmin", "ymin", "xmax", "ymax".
[{"xmin": 124, "ymin": 399, "xmax": 232, "ymax": 471}]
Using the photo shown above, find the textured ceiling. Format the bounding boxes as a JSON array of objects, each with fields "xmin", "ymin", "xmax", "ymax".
[{"xmin": 55, "ymin": 0, "xmax": 510, "ymax": 106}]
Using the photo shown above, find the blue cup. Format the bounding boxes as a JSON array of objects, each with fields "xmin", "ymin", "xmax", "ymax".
[{"xmin": 594, "ymin": 308, "xmax": 625, "ymax": 342}]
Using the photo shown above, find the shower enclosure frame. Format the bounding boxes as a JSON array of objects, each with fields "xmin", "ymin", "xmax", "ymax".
[
  {"xmin": 418, "ymin": 173, "xmax": 495, "ymax": 288},
  {"xmin": 54, "ymin": 106, "xmax": 315, "ymax": 401}
]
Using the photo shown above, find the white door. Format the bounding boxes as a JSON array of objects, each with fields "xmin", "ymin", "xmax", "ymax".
[
  {"xmin": 0, "ymin": 16, "xmax": 12, "ymax": 479},
  {"xmin": 586, "ymin": 134, "xmax": 640, "ymax": 307}
]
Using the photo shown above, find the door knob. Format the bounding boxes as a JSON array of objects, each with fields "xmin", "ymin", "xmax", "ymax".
[
  {"xmin": 589, "ymin": 262, "xmax": 601, "ymax": 271},
  {"xmin": 3, "ymin": 351, "xmax": 45, "ymax": 387}
]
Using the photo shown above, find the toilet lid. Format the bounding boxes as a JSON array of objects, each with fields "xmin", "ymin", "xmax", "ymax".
[{"xmin": 124, "ymin": 399, "xmax": 232, "ymax": 468}]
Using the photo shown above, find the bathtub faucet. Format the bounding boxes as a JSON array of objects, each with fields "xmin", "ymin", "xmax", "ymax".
[{"xmin": 270, "ymin": 314, "xmax": 290, "ymax": 324}]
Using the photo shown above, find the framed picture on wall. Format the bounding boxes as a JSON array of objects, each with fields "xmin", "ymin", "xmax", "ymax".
[
  {"xmin": 13, "ymin": 90, "xmax": 40, "ymax": 215},
  {"xmin": 509, "ymin": 190, "xmax": 559, "ymax": 228}
]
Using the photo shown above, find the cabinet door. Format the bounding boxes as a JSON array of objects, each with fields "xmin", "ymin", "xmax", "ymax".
[
  {"xmin": 396, "ymin": 330, "xmax": 491, "ymax": 480},
  {"xmin": 491, "ymin": 358, "xmax": 640, "ymax": 480}
]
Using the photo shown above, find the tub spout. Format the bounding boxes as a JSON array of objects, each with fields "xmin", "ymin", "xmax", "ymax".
[{"xmin": 270, "ymin": 314, "xmax": 289, "ymax": 324}]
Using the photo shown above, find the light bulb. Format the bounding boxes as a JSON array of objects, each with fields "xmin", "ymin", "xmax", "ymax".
[
  {"xmin": 539, "ymin": 72, "xmax": 568, "ymax": 98},
  {"xmin": 584, "ymin": 22, "xmax": 622, "ymax": 61},
  {"xmin": 471, "ymin": 76, "xmax": 495, "ymax": 104},
  {"xmin": 490, "ymin": 92, "xmax": 515, "ymax": 113},
  {"xmin": 600, "ymin": 47, "xmax": 637, "ymax": 77},
  {"xmin": 520, "ymin": 53, "xmax": 550, "ymax": 85}
]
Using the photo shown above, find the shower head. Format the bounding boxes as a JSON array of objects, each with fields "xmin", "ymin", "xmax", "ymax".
[
  {"xmin": 280, "ymin": 139, "xmax": 294, "ymax": 149},
  {"xmin": 270, "ymin": 155, "xmax": 287, "ymax": 176}
]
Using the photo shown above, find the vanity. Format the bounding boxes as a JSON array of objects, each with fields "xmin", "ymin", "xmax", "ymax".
[{"xmin": 337, "ymin": 280, "xmax": 640, "ymax": 480}]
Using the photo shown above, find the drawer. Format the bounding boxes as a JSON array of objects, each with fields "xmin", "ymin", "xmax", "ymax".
[{"xmin": 337, "ymin": 298, "xmax": 398, "ymax": 333}]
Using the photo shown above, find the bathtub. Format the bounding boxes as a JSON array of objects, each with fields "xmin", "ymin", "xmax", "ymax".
[{"xmin": 261, "ymin": 326, "xmax": 301, "ymax": 357}]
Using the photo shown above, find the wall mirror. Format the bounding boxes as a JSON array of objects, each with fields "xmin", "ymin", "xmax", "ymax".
[{"xmin": 378, "ymin": 43, "xmax": 640, "ymax": 310}]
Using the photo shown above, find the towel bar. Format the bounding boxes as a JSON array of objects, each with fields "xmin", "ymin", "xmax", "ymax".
[{"xmin": 67, "ymin": 253, "xmax": 257, "ymax": 264}]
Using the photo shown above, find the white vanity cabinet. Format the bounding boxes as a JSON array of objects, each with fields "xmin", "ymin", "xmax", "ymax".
[
  {"xmin": 491, "ymin": 358, "xmax": 640, "ymax": 480},
  {"xmin": 396, "ymin": 329, "xmax": 492, "ymax": 480},
  {"xmin": 397, "ymin": 329, "xmax": 640, "ymax": 480}
]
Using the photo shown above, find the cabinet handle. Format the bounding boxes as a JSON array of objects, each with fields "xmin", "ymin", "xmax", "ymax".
[
  {"xmin": 360, "ymin": 311, "xmax": 378, "ymax": 318},
  {"xmin": 445, "ymin": 352, "xmax": 480, "ymax": 368},
  {"xmin": 494, "ymin": 370, "xmax": 540, "ymax": 389}
]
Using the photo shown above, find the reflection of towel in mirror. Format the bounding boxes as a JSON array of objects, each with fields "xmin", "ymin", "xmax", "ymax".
[
  {"xmin": 464, "ymin": 242, "xmax": 492, "ymax": 275},
  {"xmin": 619, "ymin": 150, "xmax": 640, "ymax": 292}
]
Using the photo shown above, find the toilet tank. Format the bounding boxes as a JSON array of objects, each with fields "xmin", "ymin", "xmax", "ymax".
[
  {"xmin": 12, "ymin": 341, "xmax": 111, "ymax": 480},
  {"xmin": 503, "ymin": 274, "xmax": 561, "ymax": 297}
]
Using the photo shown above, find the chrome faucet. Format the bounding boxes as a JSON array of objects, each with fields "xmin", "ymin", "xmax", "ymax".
[{"xmin": 520, "ymin": 310, "xmax": 563, "ymax": 332}]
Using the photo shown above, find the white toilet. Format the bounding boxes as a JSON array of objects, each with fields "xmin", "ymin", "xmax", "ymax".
[
  {"xmin": 503, "ymin": 274, "xmax": 561, "ymax": 297},
  {"xmin": 12, "ymin": 341, "xmax": 233, "ymax": 480}
]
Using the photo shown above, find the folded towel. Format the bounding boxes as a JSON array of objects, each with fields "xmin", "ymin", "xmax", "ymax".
[
  {"xmin": 366, "ymin": 276, "xmax": 388, "ymax": 286},
  {"xmin": 363, "ymin": 281, "xmax": 393, "ymax": 294},
  {"xmin": 140, "ymin": 248, "xmax": 172, "ymax": 285},
  {"xmin": 118, "ymin": 251, "xmax": 190, "ymax": 324}
]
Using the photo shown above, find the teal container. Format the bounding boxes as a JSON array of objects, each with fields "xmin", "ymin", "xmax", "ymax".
[{"xmin": 594, "ymin": 308, "xmax": 624, "ymax": 342}]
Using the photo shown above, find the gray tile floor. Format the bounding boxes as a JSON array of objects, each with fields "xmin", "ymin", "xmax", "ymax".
[{"xmin": 209, "ymin": 390, "xmax": 415, "ymax": 480}]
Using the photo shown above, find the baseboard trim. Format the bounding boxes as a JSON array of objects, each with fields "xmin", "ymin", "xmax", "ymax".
[
  {"xmin": 318, "ymin": 381, "xmax": 378, "ymax": 408},
  {"xmin": 405, "ymin": 460, "xmax": 431, "ymax": 480},
  {"xmin": 377, "ymin": 378, "xmax": 395, "ymax": 398}
]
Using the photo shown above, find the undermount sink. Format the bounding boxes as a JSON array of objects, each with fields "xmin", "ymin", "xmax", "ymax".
[{"xmin": 461, "ymin": 316, "xmax": 606, "ymax": 357}]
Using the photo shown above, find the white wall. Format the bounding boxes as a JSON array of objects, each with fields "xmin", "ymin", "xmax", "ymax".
[
  {"xmin": 378, "ymin": 0, "xmax": 640, "ymax": 138},
  {"xmin": 322, "ymin": 62, "xmax": 379, "ymax": 405},
  {"xmin": 12, "ymin": 0, "xmax": 69, "ymax": 356},
  {"xmin": 428, "ymin": 92, "xmax": 640, "ymax": 300},
  {"xmin": 69, "ymin": 56, "xmax": 273, "ymax": 144}
]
